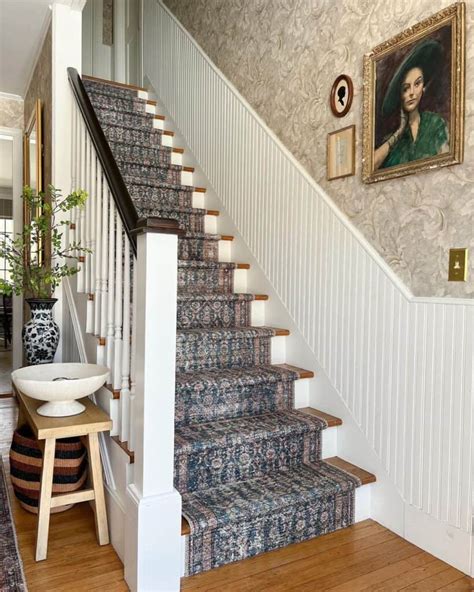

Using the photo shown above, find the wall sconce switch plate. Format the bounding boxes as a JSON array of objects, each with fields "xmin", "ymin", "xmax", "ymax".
[{"xmin": 448, "ymin": 248, "xmax": 468, "ymax": 282}]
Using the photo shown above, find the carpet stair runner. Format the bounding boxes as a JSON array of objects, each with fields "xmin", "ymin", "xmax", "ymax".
[{"xmin": 83, "ymin": 76, "xmax": 371, "ymax": 577}]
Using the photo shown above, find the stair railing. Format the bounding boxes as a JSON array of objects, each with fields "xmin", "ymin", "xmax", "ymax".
[
  {"xmin": 67, "ymin": 67, "xmax": 181, "ymax": 446},
  {"xmin": 67, "ymin": 67, "xmax": 183, "ymax": 590}
]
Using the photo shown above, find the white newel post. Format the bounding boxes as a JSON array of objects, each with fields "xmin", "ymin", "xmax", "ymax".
[
  {"xmin": 124, "ymin": 221, "xmax": 182, "ymax": 592},
  {"xmin": 51, "ymin": 0, "xmax": 86, "ymax": 362}
]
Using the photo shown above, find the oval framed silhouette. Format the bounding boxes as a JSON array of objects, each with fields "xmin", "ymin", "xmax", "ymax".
[{"xmin": 330, "ymin": 75, "xmax": 353, "ymax": 117}]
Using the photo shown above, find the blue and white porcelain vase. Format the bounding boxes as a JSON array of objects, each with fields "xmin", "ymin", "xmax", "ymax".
[{"xmin": 23, "ymin": 299, "xmax": 60, "ymax": 365}]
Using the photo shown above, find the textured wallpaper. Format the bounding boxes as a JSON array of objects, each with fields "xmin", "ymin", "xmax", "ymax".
[
  {"xmin": 164, "ymin": 0, "xmax": 474, "ymax": 298},
  {"xmin": 0, "ymin": 96, "xmax": 24, "ymax": 128}
]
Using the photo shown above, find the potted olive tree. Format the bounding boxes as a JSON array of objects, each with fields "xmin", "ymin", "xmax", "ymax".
[{"xmin": 0, "ymin": 185, "xmax": 89, "ymax": 364}]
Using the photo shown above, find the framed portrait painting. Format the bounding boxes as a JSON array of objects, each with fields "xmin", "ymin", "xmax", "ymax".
[{"xmin": 362, "ymin": 3, "xmax": 465, "ymax": 184}]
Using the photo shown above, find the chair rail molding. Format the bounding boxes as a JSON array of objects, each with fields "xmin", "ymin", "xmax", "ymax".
[{"xmin": 143, "ymin": 0, "xmax": 474, "ymax": 575}]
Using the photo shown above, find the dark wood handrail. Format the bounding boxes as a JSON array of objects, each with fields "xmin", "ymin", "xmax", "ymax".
[{"xmin": 67, "ymin": 68, "xmax": 182, "ymax": 256}]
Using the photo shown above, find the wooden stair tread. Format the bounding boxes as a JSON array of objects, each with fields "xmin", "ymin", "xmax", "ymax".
[
  {"xmin": 154, "ymin": 114, "xmax": 165, "ymax": 120},
  {"xmin": 173, "ymin": 148, "xmax": 185, "ymax": 154},
  {"xmin": 206, "ymin": 210, "xmax": 219, "ymax": 216},
  {"xmin": 105, "ymin": 384, "xmax": 121, "ymax": 400},
  {"xmin": 183, "ymin": 166, "xmax": 194, "ymax": 173},
  {"xmin": 83, "ymin": 74, "xmax": 146, "ymax": 92},
  {"xmin": 274, "ymin": 364, "xmax": 314, "ymax": 380},
  {"xmin": 146, "ymin": 99, "xmax": 157, "ymax": 106},
  {"xmin": 111, "ymin": 436, "xmax": 135, "ymax": 463},
  {"xmin": 182, "ymin": 517, "xmax": 191, "ymax": 535},
  {"xmin": 163, "ymin": 130, "xmax": 174, "ymax": 137},
  {"xmin": 299, "ymin": 407, "xmax": 341, "ymax": 426},
  {"xmin": 324, "ymin": 456, "xmax": 376, "ymax": 485}
]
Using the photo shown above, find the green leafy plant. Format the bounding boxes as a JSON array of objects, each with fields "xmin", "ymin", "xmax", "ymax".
[{"xmin": 0, "ymin": 185, "xmax": 89, "ymax": 299}]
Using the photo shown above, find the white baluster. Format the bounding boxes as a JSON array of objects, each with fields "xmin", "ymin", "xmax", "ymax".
[
  {"xmin": 113, "ymin": 214, "xmax": 123, "ymax": 393},
  {"xmin": 98, "ymin": 186, "xmax": 109, "ymax": 366},
  {"xmin": 84, "ymin": 134, "xmax": 91, "ymax": 295},
  {"xmin": 85, "ymin": 144, "xmax": 95, "ymax": 333},
  {"xmin": 120, "ymin": 239, "xmax": 131, "ymax": 443},
  {"xmin": 94, "ymin": 166, "xmax": 103, "ymax": 336},
  {"xmin": 69, "ymin": 103, "xmax": 77, "ymax": 252},
  {"xmin": 106, "ymin": 201, "xmax": 116, "ymax": 373},
  {"xmin": 77, "ymin": 118, "xmax": 86, "ymax": 292},
  {"xmin": 128, "ymin": 262, "xmax": 137, "ymax": 452}
]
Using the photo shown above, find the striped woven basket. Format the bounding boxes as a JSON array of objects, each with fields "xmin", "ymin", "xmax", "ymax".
[{"xmin": 9, "ymin": 425, "xmax": 88, "ymax": 514}]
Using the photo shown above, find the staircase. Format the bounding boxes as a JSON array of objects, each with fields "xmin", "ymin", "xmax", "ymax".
[{"xmin": 81, "ymin": 75, "xmax": 376, "ymax": 578}]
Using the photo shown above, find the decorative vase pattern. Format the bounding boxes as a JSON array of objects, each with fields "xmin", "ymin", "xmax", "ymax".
[{"xmin": 23, "ymin": 299, "xmax": 60, "ymax": 365}]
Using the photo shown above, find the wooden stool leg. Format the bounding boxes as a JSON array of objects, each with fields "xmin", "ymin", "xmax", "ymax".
[
  {"xmin": 36, "ymin": 437, "xmax": 56, "ymax": 561},
  {"xmin": 87, "ymin": 432, "xmax": 109, "ymax": 545}
]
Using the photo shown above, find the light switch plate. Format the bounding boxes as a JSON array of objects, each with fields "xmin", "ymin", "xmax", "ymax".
[{"xmin": 448, "ymin": 248, "xmax": 468, "ymax": 281}]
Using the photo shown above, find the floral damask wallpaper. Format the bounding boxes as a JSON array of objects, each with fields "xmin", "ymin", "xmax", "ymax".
[
  {"xmin": 164, "ymin": 0, "xmax": 474, "ymax": 298},
  {"xmin": 0, "ymin": 96, "xmax": 23, "ymax": 128}
]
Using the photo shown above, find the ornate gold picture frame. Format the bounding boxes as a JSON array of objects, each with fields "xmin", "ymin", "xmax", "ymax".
[
  {"xmin": 23, "ymin": 99, "xmax": 43, "ymax": 265},
  {"xmin": 362, "ymin": 3, "xmax": 465, "ymax": 184}
]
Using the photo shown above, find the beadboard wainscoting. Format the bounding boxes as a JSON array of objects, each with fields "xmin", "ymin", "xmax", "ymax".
[{"xmin": 143, "ymin": 0, "xmax": 474, "ymax": 575}]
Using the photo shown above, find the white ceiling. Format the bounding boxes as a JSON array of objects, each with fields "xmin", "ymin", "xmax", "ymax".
[{"xmin": 0, "ymin": 0, "xmax": 52, "ymax": 96}]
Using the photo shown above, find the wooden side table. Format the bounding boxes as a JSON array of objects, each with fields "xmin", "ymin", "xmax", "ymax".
[{"xmin": 15, "ymin": 388, "xmax": 113, "ymax": 561}]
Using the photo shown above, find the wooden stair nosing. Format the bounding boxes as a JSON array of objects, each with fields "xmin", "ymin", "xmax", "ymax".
[
  {"xmin": 274, "ymin": 364, "xmax": 314, "ymax": 380},
  {"xmin": 154, "ymin": 114, "xmax": 165, "ymax": 121},
  {"xmin": 299, "ymin": 407, "xmax": 341, "ymax": 427},
  {"xmin": 182, "ymin": 457, "xmax": 376, "ymax": 535},
  {"xmin": 111, "ymin": 436, "xmax": 135, "ymax": 463},
  {"xmin": 82, "ymin": 74, "xmax": 147, "ymax": 92},
  {"xmin": 325, "ymin": 456, "xmax": 376, "ymax": 486}
]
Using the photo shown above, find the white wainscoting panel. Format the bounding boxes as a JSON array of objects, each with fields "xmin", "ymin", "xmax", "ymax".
[{"xmin": 143, "ymin": 0, "xmax": 473, "ymax": 547}]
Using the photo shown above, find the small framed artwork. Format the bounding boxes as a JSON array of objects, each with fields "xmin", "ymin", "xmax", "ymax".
[
  {"xmin": 330, "ymin": 75, "xmax": 353, "ymax": 117},
  {"xmin": 327, "ymin": 125, "xmax": 355, "ymax": 180},
  {"xmin": 362, "ymin": 2, "xmax": 465, "ymax": 184}
]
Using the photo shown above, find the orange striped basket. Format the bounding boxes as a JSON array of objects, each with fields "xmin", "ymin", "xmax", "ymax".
[{"xmin": 9, "ymin": 425, "xmax": 88, "ymax": 514}]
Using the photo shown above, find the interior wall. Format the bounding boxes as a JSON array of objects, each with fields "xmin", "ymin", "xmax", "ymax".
[
  {"xmin": 24, "ymin": 23, "xmax": 52, "ymax": 192},
  {"xmin": 163, "ymin": 0, "xmax": 474, "ymax": 299}
]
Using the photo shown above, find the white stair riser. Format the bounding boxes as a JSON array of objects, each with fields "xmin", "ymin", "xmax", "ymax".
[
  {"xmin": 171, "ymin": 151, "xmax": 182, "ymax": 166},
  {"xmin": 204, "ymin": 214, "xmax": 217, "ymax": 235},
  {"xmin": 181, "ymin": 170, "xmax": 193, "ymax": 186},
  {"xmin": 250, "ymin": 299, "xmax": 265, "ymax": 326},
  {"xmin": 218, "ymin": 239, "xmax": 232, "ymax": 262}
]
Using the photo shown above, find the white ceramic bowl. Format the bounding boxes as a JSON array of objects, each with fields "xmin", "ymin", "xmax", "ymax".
[{"xmin": 12, "ymin": 363, "xmax": 110, "ymax": 417}]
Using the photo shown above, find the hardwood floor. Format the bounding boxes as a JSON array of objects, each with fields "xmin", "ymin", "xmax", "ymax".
[{"xmin": 1, "ymin": 398, "xmax": 473, "ymax": 591}]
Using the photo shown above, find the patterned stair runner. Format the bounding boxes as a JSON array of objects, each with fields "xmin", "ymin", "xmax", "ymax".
[{"xmin": 84, "ymin": 78, "xmax": 363, "ymax": 576}]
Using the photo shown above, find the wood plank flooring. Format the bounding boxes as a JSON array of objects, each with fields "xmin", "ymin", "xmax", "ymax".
[{"xmin": 1, "ymin": 398, "xmax": 473, "ymax": 591}]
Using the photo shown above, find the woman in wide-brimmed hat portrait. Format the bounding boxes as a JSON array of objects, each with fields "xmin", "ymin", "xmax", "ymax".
[{"xmin": 374, "ymin": 38, "xmax": 450, "ymax": 171}]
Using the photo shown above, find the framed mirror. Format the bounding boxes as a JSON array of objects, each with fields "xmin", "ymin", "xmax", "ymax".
[
  {"xmin": 23, "ymin": 99, "xmax": 43, "ymax": 265},
  {"xmin": 24, "ymin": 99, "xmax": 42, "ymax": 193}
]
